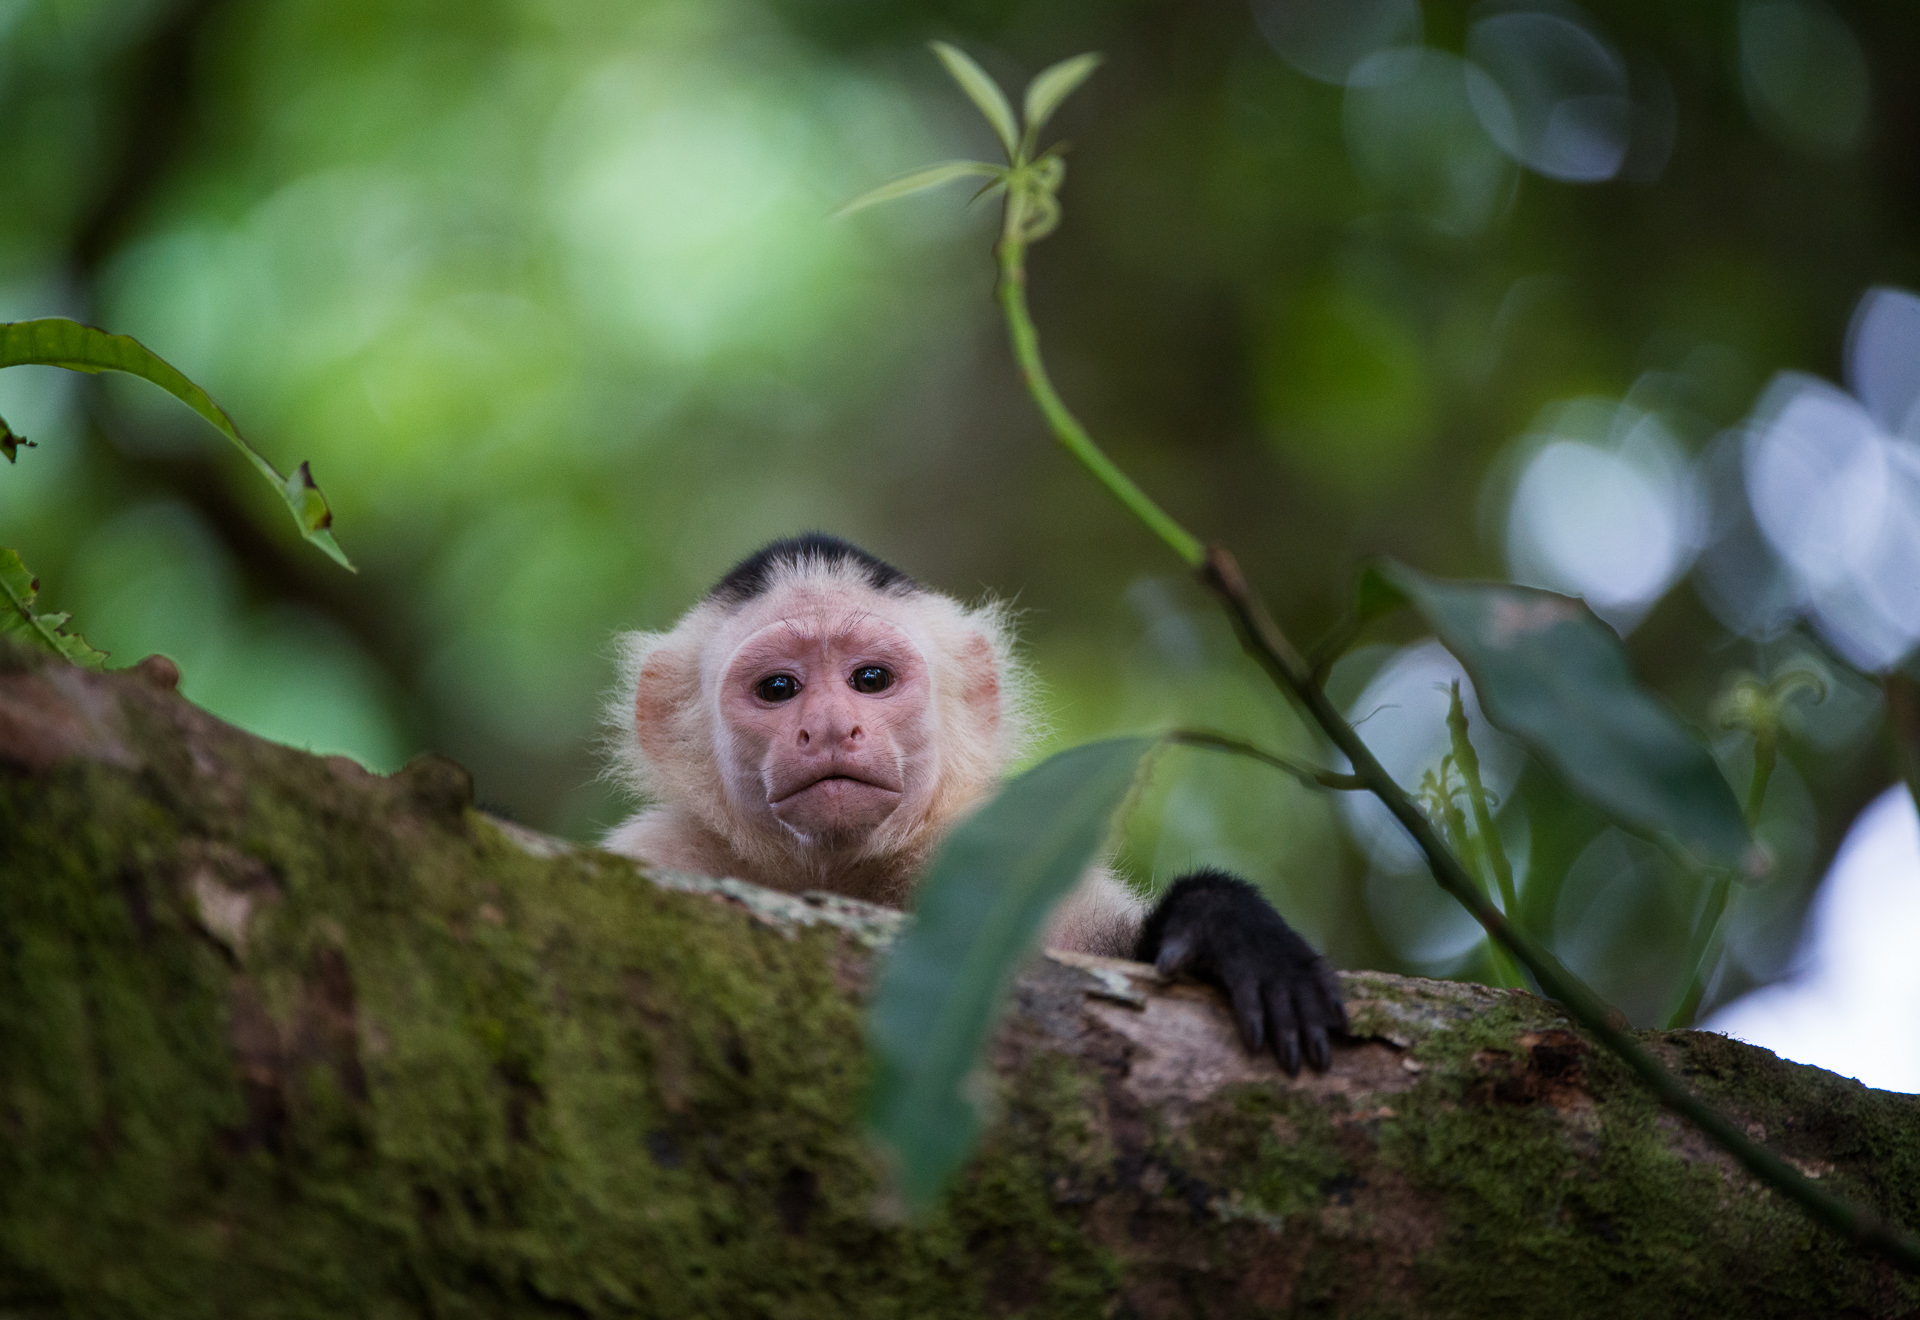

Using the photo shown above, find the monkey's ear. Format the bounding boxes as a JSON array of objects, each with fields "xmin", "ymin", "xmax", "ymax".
[
  {"xmin": 954, "ymin": 632, "xmax": 1003, "ymax": 732},
  {"xmin": 633, "ymin": 644, "xmax": 700, "ymax": 766}
]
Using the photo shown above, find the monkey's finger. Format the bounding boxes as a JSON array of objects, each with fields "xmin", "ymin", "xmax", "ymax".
[
  {"xmin": 1311, "ymin": 956, "xmax": 1349, "ymax": 1034},
  {"xmin": 1298, "ymin": 986, "xmax": 1332, "ymax": 1073},
  {"xmin": 1264, "ymin": 982, "xmax": 1302, "ymax": 1077},
  {"xmin": 1154, "ymin": 928, "xmax": 1198, "ymax": 979},
  {"xmin": 1229, "ymin": 976, "xmax": 1266, "ymax": 1054}
]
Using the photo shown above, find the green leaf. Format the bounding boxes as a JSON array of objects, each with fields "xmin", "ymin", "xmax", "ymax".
[
  {"xmin": 0, "ymin": 319, "xmax": 353, "ymax": 571},
  {"xmin": 1308, "ymin": 561, "xmax": 1410, "ymax": 675},
  {"xmin": 1020, "ymin": 52, "xmax": 1101, "ymax": 157},
  {"xmin": 1370, "ymin": 561, "xmax": 1754, "ymax": 871},
  {"xmin": 833, "ymin": 160, "xmax": 1005, "ymax": 218},
  {"xmin": 1, "ymin": 549, "xmax": 107, "ymax": 667},
  {"xmin": 929, "ymin": 41, "xmax": 1020, "ymax": 162},
  {"xmin": 1351, "ymin": 561, "xmax": 1411, "ymax": 629},
  {"xmin": 865, "ymin": 736, "xmax": 1154, "ymax": 1213}
]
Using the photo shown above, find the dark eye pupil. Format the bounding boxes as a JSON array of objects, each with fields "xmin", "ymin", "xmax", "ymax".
[
  {"xmin": 850, "ymin": 666, "xmax": 893, "ymax": 694},
  {"xmin": 757, "ymin": 674, "xmax": 799, "ymax": 702}
]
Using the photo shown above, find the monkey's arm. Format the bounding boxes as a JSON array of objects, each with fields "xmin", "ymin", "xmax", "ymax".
[
  {"xmin": 1044, "ymin": 867, "xmax": 1147, "ymax": 959},
  {"xmin": 603, "ymin": 806, "xmax": 753, "ymax": 887},
  {"xmin": 1134, "ymin": 869, "xmax": 1347, "ymax": 1075}
]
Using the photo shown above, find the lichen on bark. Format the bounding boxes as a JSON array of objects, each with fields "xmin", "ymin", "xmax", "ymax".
[{"xmin": 2, "ymin": 640, "xmax": 1917, "ymax": 1318}]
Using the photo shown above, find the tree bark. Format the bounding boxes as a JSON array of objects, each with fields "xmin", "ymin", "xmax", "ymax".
[{"xmin": 2, "ymin": 641, "xmax": 1917, "ymax": 1319}]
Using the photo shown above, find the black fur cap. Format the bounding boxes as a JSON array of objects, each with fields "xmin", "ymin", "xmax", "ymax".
[{"xmin": 708, "ymin": 534, "xmax": 916, "ymax": 606}]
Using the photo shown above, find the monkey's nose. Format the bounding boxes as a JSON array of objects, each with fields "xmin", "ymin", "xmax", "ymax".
[
  {"xmin": 794, "ymin": 695, "xmax": 864, "ymax": 746},
  {"xmin": 796, "ymin": 723, "xmax": 862, "ymax": 747}
]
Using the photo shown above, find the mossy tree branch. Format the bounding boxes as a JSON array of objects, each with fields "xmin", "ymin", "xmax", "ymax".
[{"xmin": 3, "ymin": 640, "xmax": 1919, "ymax": 1316}]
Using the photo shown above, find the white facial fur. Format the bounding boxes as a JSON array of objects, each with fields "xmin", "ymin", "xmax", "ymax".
[{"xmin": 604, "ymin": 556, "xmax": 1034, "ymax": 898}]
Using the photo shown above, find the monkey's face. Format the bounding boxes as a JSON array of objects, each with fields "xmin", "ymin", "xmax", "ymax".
[{"xmin": 713, "ymin": 604, "xmax": 937, "ymax": 846}]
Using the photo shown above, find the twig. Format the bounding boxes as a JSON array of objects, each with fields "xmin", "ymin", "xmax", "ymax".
[
  {"xmin": 1165, "ymin": 729, "xmax": 1366, "ymax": 790},
  {"xmin": 996, "ymin": 239, "xmax": 1203, "ymax": 569}
]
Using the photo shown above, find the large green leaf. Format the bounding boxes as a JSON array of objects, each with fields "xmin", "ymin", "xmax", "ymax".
[
  {"xmin": 929, "ymin": 41, "xmax": 1019, "ymax": 162},
  {"xmin": 865, "ymin": 736, "xmax": 1153, "ymax": 1213},
  {"xmin": 1360, "ymin": 561, "xmax": 1753, "ymax": 870},
  {"xmin": 0, "ymin": 319, "xmax": 352, "ymax": 570},
  {"xmin": 1, "ymin": 549, "xmax": 106, "ymax": 667}
]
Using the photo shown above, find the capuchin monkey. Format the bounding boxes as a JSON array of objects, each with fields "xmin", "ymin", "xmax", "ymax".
[{"xmin": 604, "ymin": 535, "xmax": 1345, "ymax": 1073}]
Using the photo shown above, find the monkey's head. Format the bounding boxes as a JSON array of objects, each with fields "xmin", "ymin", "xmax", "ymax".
[{"xmin": 609, "ymin": 536, "xmax": 1033, "ymax": 888}]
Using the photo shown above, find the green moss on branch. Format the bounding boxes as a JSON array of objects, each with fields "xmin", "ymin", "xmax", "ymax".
[{"xmin": 2, "ymin": 642, "xmax": 1917, "ymax": 1317}]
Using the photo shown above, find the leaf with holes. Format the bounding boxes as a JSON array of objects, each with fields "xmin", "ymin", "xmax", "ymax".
[
  {"xmin": 865, "ymin": 736, "xmax": 1153, "ymax": 1213},
  {"xmin": 1360, "ymin": 561, "xmax": 1754, "ymax": 871},
  {"xmin": 1, "ymin": 550, "xmax": 106, "ymax": 667},
  {"xmin": 0, "ymin": 319, "xmax": 352, "ymax": 570}
]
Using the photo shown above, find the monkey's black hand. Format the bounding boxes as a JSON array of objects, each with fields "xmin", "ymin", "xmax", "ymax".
[{"xmin": 1134, "ymin": 869, "xmax": 1346, "ymax": 1076}]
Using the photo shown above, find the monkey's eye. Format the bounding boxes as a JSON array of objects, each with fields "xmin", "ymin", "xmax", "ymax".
[
  {"xmin": 849, "ymin": 665, "xmax": 894, "ymax": 694},
  {"xmin": 756, "ymin": 674, "xmax": 801, "ymax": 703}
]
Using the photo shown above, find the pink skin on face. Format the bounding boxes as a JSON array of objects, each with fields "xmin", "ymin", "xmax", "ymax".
[{"xmin": 716, "ymin": 612, "xmax": 934, "ymax": 843}]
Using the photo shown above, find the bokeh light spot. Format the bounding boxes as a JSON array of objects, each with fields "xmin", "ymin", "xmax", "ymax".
[
  {"xmin": 1501, "ymin": 399, "xmax": 1699, "ymax": 631},
  {"xmin": 1709, "ymin": 786, "xmax": 1920, "ymax": 1093},
  {"xmin": 1343, "ymin": 47, "xmax": 1518, "ymax": 236},
  {"xmin": 1250, "ymin": 0, "xmax": 1423, "ymax": 86},
  {"xmin": 1744, "ymin": 371, "xmax": 1920, "ymax": 671},
  {"xmin": 1738, "ymin": 0, "xmax": 1869, "ymax": 156},
  {"xmin": 1845, "ymin": 286, "xmax": 1920, "ymax": 439},
  {"xmin": 1466, "ymin": 11, "xmax": 1631, "ymax": 183}
]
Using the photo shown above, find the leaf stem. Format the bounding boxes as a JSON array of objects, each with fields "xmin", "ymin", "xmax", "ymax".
[
  {"xmin": 1663, "ymin": 872, "xmax": 1733, "ymax": 1029},
  {"xmin": 996, "ymin": 240, "xmax": 1204, "ymax": 568},
  {"xmin": 1445, "ymin": 683, "xmax": 1525, "ymax": 986},
  {"xmin": 1165, "ymin": 729, "xmax": 1366, "ymax": 790},
  {"xmin": 1447, "ymin": 682, "xmax": 1521, "ymax": 918},
  {"xmin": 1665, "ymin": 727, "xmax": 1775, "ymax": 1029},
  {"xmin": 1746, "ymin": 731, "xmax": 1778, "ymax": 828}
]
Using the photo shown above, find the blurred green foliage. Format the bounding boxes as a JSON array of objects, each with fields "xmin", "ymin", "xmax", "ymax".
[{"xmin": 2, "ymin": 0, "xmax": 1913, "ymax": 1022}]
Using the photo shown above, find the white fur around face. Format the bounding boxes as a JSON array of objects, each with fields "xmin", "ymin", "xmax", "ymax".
[{"xmin": 602, "ymin": 557, "xmax": 1039, "ymax": 905}]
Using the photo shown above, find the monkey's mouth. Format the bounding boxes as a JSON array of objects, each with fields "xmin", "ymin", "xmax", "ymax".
[{"xmin": 768, "ymin": 772, "xmax": 903, "ymax": 835}]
